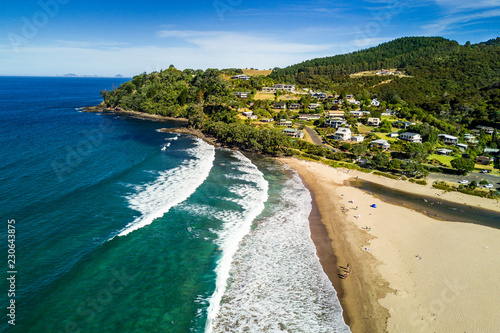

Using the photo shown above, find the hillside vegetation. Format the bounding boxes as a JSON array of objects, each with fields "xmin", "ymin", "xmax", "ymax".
[{"xmin": 270, "ymin": 37, "xmax": 500, "ymax": 128}]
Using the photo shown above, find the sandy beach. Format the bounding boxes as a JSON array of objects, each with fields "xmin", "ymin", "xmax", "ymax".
[{"xmin": 281, "ymin": 157, "xmax": 500, "ymax": 333}]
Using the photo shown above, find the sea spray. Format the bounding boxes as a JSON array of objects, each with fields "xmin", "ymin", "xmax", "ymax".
[
  {"xmin": 112, "ymin": 138, "xmax": 215, "ymax": 239},
  {"xmin": 205, "ymin": 152, "xmax": 269, "ymax": 332},
  {"xmin": 210, "ymin": 168, "xmax": 351, "ymax": 332}
]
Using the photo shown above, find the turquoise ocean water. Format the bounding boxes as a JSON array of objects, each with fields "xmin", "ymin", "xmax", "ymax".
[{"xmin": 0, "ymin": 77, "xmax": 349, "ymax": 332}]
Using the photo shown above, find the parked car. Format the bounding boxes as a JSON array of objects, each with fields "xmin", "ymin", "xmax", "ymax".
[
  {"xmin": 458, "ymin": 180, "xmax": 469, "ymax": 184},
  {"xmin": 481, "ymin": 169, "xmax": 491, "ymax": 173},
  {"xmin": 484, "ymin": 184, "xmax": 494, "ymax": 189}
]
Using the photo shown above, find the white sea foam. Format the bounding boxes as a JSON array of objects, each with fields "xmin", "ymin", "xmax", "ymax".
[
  {"xmin": 210, "ymin": 169, "xmax": 351, "ymax": 333},
  {"xmin": 205, "ymin": 152, "xmax": 269, "ymax": 333},
  {"xmin": 111, "ymin": 139, "xmax": 215, "ymax": 239}
]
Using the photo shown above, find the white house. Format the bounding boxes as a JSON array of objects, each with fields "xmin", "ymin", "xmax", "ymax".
[
  {"xmin": 242, "ymin": 111, "xmax": 254, "ymax": 118},
  {"xmin": 289, "ymin": 103, "xmax": 301, "ymax": 110},
  {"xmin": 278, "ymin": 119, "xmax": 293, "ymax": 127},
  {"xmin": 308, "ymin": 103, "xmax": 320, "ymax": 110},
  {"xmin": 370, "ymin": 139, "xmax": 390, "ymax": 150},
  {"xmin": 263, "ymin": 84, "xmax": 296, "ymax": 93},
  {"xmin": 333, "ymin": 127, "xmax": 352, "ymax": 141},
  {"xmin": 371, "ymin": 99, "xmax": 380, "ymax": 107},
  {"xmin": 351, "ymin": 135, "xmax": 364, "ymax": 142},
  {"xmin": 388, "ymin": 132, "xmax": 399, "ymax": 138},
  {"xmin": 399, "ymin": 132, "xmax": 422, "ymax": 143},
  {"xmin": 233, "ymin": 92, "xmax": 250, "ymax": 98},
  {"xmin": 367, "ymin": 117, "xmax": 381, "ymax": 127},
  {"xmin": 231, "ymin": 74, "xmax": 251, "ymax": 80},
  {"xmin": 436, "ymin": 148, "xmax": 453, "ymax": 155},
  {"xmin": 475, "ymin": 125, "xmax": 495, "ymax": 135},
  {"xmin": 282, "ymin": 128, "xmax": 304, "ymax": 138},
  {"xmin": 464, "ymin": 134, "xmax": 478, "ymax": 144},
  {"xmin": 438, "ymin": 134, "xmax": 458, "ymax": 145},
  {"xmin": 350, "ymin": 111, "xmax": 364, "ymax": 117},
  {"xmin": 325, "ymin": 118, "xmax": 346, "ymax": 129}
]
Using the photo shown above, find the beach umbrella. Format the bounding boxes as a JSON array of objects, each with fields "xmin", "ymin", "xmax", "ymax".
[{"xmin": 370, "ymin": 204, "xmax": 377, "ymax": 208}]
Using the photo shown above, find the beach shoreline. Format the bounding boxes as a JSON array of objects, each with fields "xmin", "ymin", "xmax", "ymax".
[{"xmin": 280, "ymin": 157, "xmax": 500, "ymax": 333}]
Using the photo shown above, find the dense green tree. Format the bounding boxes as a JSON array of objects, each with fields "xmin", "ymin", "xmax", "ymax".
[{"xmin": 450, "ymin": 157, "xmax": 475, "ymax": 175}]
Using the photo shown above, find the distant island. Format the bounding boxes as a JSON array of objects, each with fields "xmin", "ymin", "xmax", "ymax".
[{"xmin": 62, "ymin": 73, "xmax": 125, "ymax": 78}]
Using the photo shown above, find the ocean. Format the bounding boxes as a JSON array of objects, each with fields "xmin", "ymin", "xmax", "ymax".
[{"xmin": 0, "ymin": 77, "xmax": 349, "ymax": 332}]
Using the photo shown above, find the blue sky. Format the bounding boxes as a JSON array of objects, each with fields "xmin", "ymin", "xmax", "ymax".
[{"xmin": 1, "ymin": 0, "xmax": 499, "ymax": 76}]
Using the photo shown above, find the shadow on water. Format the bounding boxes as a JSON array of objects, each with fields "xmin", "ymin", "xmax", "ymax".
[{"xmin": 350, "ymin": 179, "xmax": 500, "ymax": 230}]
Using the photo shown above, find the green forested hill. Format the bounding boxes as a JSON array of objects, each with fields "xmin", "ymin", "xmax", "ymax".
[
  {"xmin": 270, "ymin": 37, "xmax": 459, "ymax": 80},
  {"xmin": 270, "ymin": 36, "xmax": 500, "ymax": 128}
]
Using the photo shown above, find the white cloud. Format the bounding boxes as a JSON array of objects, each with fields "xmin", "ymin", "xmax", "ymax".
[
  {"xmin": 0, "ymin": 31, "xmax": 345, "ymax": 76},
  {"xmin": 423, "ymin": 8, "xmax": 500, "ymax": 34},
  {"xmin": 350, "ymin": 37, "xmax": 394, "ymax": 48},
  {"xmin": 430, "ymin": 0, "xmax": 500, "ymax": 12}
]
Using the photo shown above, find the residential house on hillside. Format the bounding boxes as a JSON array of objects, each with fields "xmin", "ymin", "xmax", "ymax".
[
  {"xmin": 333, "ymin": 127, "xmax": 352, "ymax": 141},
  {"xmin": 370, "ymin": 139, "xmax": 390, "ymax": 150},
  {"xmin": 351, "ymin": 135, "xmax": 364, "ymax": 142},
  {"xmin": 474, "ymin": 125, "xmax": 495, "ymax": 135},
  {"xmin": 263, "ymin": 84, "xmax": 296, "ymax": 93},
  {"xmin": 233, "ymin": 92, "xmax": 250, "ymax": 98},
  {"xmin": 382, "ymin": 109, "xmax": 395, "ymax": 116},
  {"xmin": 388, "ymin": 132, "xmax": 399, "ymax": 138},
  {"xmin": 325, "ymin": 118, "xmax": 346, "ymax": 129},
  {"xmin": 308, "ymin": 103, "xmax": 320, "ymax": 110},
  {"xmin": 273, "ymin": 102, "xmax": 287, "ymax": 109},
  {"xmin": 393, "ymin": 121, "xmax": 415, "ymax": 129},
  {"xmin": 367, "ymin": 117, "xmax": 381, "ymax": 127},
  {"xmin": 289, "ymin": 103, "xmax": 301, "ymax": 110},
  {"xmin": 350, "ymin": 111, "xmax": 364, "ymax": 117},
  {"xmin": 399, "ymin": 132, "xmax": 422, "ymax": 143},
  {"xmin": 438, "ymin": 134, "xmax": 458, "ymax": 145},
  {"xmin": 464, "ymin": 134, "xmax": 478, "ymax": 144},
  {"xmin": 328, "ymin": 111, "xmax": 345, "ymax": 118},
  {"xmin": 376, "ymin": 69, "xmax": 393, "ymax": 75},
  {"xmin": 436, "ymin": 148, "xmax": 453, "ymax": 155},
  {"xmin": 476, "ymin": 156, "xmax": 492, "ymax": 165},
  {"xmin": 282, "ymin": 128, "xmax": 304, "ymax": 138},
  {"xmin": 260, "ymin": 118, "xmax": 273, "ymax": 123},
  {"xmin": 278, "ymin": 119, "xmax": 293, "ymax": 127},
  {"xmin": 484, "ymin": 148, "xmax": 500, "ymax": 155},
  {"xmin": 242, "ymin": 111, "xmax": 254, "ymax": 118},
  {"xmin": 456, "ymin": 143, "xmax": 468, "ymax": 151},
  {"xmin": 310, "ymin": 92, "xmax": 327, "ymax": 99},
  {"xmin": 298, "ymin": 114, "xmax": 320, "ymax": 121},
  {"xmin": 371, "ymin": 99, "xmax": 380, "ymax": 107},
  {"xmin": 231, "ymin": 74, "xmax": 251, "ymax": 80}
]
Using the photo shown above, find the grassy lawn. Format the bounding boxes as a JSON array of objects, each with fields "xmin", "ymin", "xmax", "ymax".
[
  {"xmin": 254, "ymin": 92, "xmax": 276, "ymax": 100},
  {"xmin": 254, "ymin": 92, "xmax": 301, "ymax": 101},
  {"xmin": 427, "ymin": 154, "xmax": 455, "ymax": 167},
  {"xmin": 279, "ymin": 95, "xmax": 301, "ymax": 101},
  {"xmin": 357, "ymin": 124, "xmax": 373, "ymax": 134},
  {"xmin": 242, "ymin": 69, "xmax": 272, "ymax": 76}
]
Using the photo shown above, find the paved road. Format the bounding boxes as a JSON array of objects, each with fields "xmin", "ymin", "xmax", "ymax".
[
  {"xmin": 304, "ymin": 126, "xmax": 323, "ymax": 145},
  {"xmin": 427, "ymin": 171, "xmax": 500, "ymax": 189}
]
